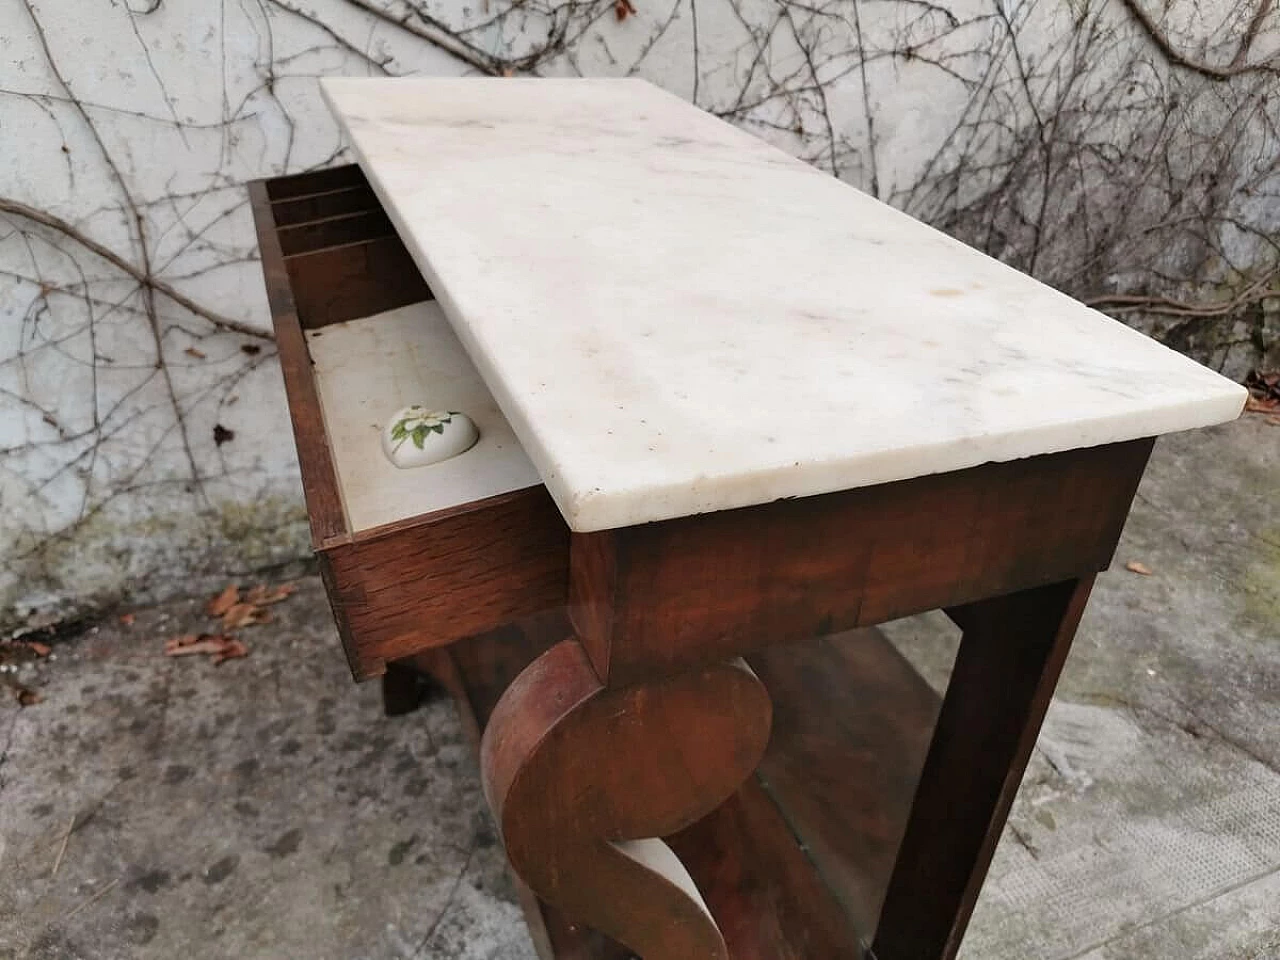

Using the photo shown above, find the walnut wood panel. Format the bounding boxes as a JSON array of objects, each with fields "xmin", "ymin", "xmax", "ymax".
[
  {"xmin": 270, "ymin": 184, "xmax": 378, "ymax": 227},
  {"xmin": 263, "ymin": 163, "xmax": 367, "ymax": 200},
  {"xmin": 872, "ymin": 577, "xmax": 1095, "ymax": 960},
  {"xmin": 322, "ymin": 487, "xmax": 569, "ymax": 680},
  {"xmin": 247, "ymin": 178, "xmax": 348, "ymax": 545},
  {"xmin": 284, "ymin": 234, "xmax": 433, "ymax": 329},
  {"xmin": 750, "ymin": 628, "xmax": 941, "ymax": 942},
  {"xmin": 276, "ymin": 207, "xmax": 395, "ymax": 256},
  {"xmin": 570, "ymin": 438, "xmax": 1152, "ymax": 686},
  {"xmin": 566, "ymin": 529, "xmax": 616, "ymax": 680}
]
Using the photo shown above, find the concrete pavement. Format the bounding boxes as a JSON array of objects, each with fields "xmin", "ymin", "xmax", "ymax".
[{"xmin": 2, "ymin": 415, "xmax": 1277, "ymax": 959}]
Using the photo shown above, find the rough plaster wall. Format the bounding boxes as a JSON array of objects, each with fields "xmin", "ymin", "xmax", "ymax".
[{"xmin": 1, "ymin": 0, "xmax": 1278, "ymax": 627}]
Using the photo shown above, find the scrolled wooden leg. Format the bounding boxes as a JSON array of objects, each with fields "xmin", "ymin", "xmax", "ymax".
[{"xmin": 481, "ymin": 640, "xmax": 772, "ymax": 960}]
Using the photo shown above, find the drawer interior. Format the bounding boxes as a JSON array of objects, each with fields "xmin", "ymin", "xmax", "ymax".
[
  {"xmin": 307, "ymin": 302, "xmax": 542, "ymax": 534},
  {"xmin": 250, "ymin": 165, "xmax": 569, "ymax": 679}
]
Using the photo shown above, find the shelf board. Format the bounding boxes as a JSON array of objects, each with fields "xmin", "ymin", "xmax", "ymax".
[{"xmin": 750, "ymin": 630, "xmax": 942, "ymax": 941}]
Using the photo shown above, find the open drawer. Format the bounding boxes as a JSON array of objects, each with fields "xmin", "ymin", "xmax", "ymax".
[{"xmin": 248, "ymin": 165, "xmax": 569, "ymax": 680}]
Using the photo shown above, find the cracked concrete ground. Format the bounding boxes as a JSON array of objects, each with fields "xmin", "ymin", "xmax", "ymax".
[{"xmin": 1, "ymin": 415, "xmax": 1277, "ymax": 960}]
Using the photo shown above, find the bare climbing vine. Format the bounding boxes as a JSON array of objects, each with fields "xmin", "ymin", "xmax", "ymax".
[{"xmin": 2, "ymin": 0, "xmax": 1278, "ymax": 624}]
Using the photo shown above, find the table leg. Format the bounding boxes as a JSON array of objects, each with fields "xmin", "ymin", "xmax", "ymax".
[
  {"xmin": 871, "ymin": 576, "xmax": 1095, "ymax": 960},
  {"xmin": 380, "ymin": 658, "xmax": 442, "ymax": 716},
  {"xmin": 481, "ymin": 638, "xmax": 772, "ymax": 960}
]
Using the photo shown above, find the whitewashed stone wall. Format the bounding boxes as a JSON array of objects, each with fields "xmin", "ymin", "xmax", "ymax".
[{"xmin": 2, "ymin": 0, "xmax": 1277, "ymax": 627}]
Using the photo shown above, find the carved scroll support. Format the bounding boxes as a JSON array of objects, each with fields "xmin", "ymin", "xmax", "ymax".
[{"xmin": 481, "ymin": 639, "xmax": 771, "ymax": 959}]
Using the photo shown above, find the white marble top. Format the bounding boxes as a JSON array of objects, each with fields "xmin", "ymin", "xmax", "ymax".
[{"xmin": 321, "ymin": 78, "xmax": 1246, "ymax": 532}]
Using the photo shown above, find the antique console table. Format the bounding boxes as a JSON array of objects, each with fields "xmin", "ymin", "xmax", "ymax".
[{"xmin": 248, "ymin": 79, "xmax": 1245, "ymax": 960}]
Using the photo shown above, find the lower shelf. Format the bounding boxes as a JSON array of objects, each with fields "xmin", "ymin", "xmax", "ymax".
[
  {"xmin": 429, "ymin": 616, "xmax": 942, "ymax": 960},
  {"xmin": 750, "ymin": 629, "xmax": 942, "ymax": 941}
]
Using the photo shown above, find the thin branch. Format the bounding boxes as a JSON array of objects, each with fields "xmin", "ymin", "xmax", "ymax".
[
  {"xmin": 0, "ymin": 198, "xmax": 272, "ymax": 341},
  {"xmin": 1087, "ymin": 269, "xmax": 1280, "ymax": 319},
  {"xmin": 1231, "ymin": 0, "xmax": 1277, "ymax": 69},
  {"xmin": 267, "ymin": 0, "xmax": 395, "ymax": 72},
  {"xmin": 338, "ymin": 0, "xmax": 504, "ymax": 75},
  {"xmin": 1119, "ymin": 0, "xmax": 1280, "ymax": 79}
]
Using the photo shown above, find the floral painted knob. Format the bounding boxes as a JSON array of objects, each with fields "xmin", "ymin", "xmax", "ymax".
[{"xmin": 382, "ymin": 406, "xmax": 479, "ymax": 468}]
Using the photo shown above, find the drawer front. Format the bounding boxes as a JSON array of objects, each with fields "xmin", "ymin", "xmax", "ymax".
[{"xmin": 323, "ymin": 488, "xmax": 569, "ymax": 680}]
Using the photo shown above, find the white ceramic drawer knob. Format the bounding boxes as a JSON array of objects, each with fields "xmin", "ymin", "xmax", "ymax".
[{"xmin": 382, "ymin": 406, "xmax": 479, "ymax": 468}]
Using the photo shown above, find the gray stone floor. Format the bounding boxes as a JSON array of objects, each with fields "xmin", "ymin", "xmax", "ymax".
[{"xmin": 1, "ymin": 416, "xmax": 1277, "ymax": 960}]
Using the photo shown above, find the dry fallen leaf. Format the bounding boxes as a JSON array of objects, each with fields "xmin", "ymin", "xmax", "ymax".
[
  {"xmin": 1244, "ymin": 395, "xmax": 1280, "ymax": 415},
  {"xmin": 204, "ymin": 581, "xmax": 294, "ymax": 630},
  {"xmin": 119, "ymin": 612, "xmax": 135, "ymax": 627},
  {"xmin": 614, "ymin": 0, "xmax": 636, "ymax": 19},
  {"xmin": 211, "ymin": 638, "xmax": 249, "ymax": 665},
  {"xmin": 164, "ymin": 633, "xmax": 249, "ymax": 665},
  {"xmin": 1125, "ymin": 560, "xmax": 1153, "ymax": 576},
  {"xmin": 220, "ymin": 603, "xmax": 271, "ymax": 630},
  {"xmin": 184, "ymin": 346, "xmax": 207, "ymax": 360},
  {"xmin": 206, "ymin": 584, "xmax": 239, "ymax": 617},
  {"xmin": 25, "ymin": 641, "xmax": 52, "ymax": 657},
  {"xmin": 244, "ymin": 582, "xmax": 297, "ymax": 607}
]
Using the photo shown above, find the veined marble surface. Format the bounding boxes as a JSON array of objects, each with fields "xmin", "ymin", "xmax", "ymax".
[{"xmin": 321, "ymin": 78, "xmax": 1246, "ymax": 533}]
